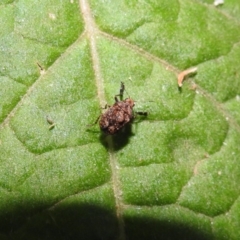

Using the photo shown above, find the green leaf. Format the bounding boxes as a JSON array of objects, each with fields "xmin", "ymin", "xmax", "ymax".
[{"xmin": 1, "ymin": 0, "xmax": 240, "ymax": 239}]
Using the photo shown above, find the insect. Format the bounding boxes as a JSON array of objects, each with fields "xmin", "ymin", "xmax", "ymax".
[{"xmin": 93, "ymin": 82, "xmax": 147, "ymax": 135}]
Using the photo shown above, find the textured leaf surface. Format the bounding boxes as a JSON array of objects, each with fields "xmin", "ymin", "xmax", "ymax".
[{"xmin": 1, "ymin": 0, "xmax": 240, "ymax": 239}]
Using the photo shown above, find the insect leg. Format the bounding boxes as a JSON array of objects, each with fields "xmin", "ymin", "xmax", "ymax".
[
  {"xmin": 102, "ymin": 104, "xmax": 110, "ymax": 109},
  {"xmin": 87, "ymin": 115, "xmax": 101, "ymax": 127},
  {"xmin": 115, "ymin": 82, "xmax": 125, "ymax": 101},
  {"xmin": 87, "ymin": 102, "xmax": 111, "ymax": 128},
  {"xmin": 135, "ymin": 111, "xmax": 148, "ymax": 117},
  {"xmin": 119, "ymin": 82, "xmax": 125, "ymax": 98}
]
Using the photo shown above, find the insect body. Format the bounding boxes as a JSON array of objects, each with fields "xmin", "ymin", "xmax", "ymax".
[
  {"xmin": 99, "ymin": 97, "xmax": 135, "ymax": 134},
  {"xmin": 97, "ymin": 82, "xmax": 147, "ymax": 135}
]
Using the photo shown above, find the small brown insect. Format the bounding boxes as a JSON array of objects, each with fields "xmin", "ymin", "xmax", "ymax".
[{"xmin": 93, "ymin": 82, "xmax": 147, "ymax": 135}]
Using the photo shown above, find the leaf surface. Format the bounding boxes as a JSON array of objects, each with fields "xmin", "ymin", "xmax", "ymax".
[{"xmin": 1, "ymin": 0, "xmax": 240, "ymax": 239}]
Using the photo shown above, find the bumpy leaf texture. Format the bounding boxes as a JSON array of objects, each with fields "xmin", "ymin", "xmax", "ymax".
[{"xmin": 0, "ymin": 0, "xmax": 240, "ymax": 239}]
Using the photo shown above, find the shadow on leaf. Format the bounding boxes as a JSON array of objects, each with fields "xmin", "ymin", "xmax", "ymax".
[
  {"xmin": 124, "ymin": 215, "xmax": 213, "ymax": 240},
  {"xmin": 99, "ymin": 123, "xmax": 135, "ymax": 151},
  {"xmin": 0, "ymin": 201, "xmax": 214, "ymax": 240},
  {"xmin": 99, "ymin": 114, "xmax": 148, "ymax": 151}
]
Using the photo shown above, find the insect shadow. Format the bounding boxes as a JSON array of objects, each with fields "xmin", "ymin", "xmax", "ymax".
[
  {"xmin": 104, "ymin": 115, "xmax": 147, "ymax": 151},
  {"xmin": 99, "ymin": 121, "xmax": 134, "ymax": 151}
]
